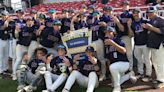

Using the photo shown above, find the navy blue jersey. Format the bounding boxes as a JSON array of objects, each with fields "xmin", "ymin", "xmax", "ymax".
[
  {"xmin": 100, "ymin": 14, "xmax": 120, "ymax": 37},
  {"xmin": 17, "ymin": 26, "xmax": 34, "ymax": 46},
  {"xmin": 0, "ymin": 20, "xmax": 10, "ymax": 40},
  {"xmin": 87, "ymin": 16, "xmax": 100, "ymax": 41},
  {"xmin": 14, "ymin": 19, "xmax": 26, "ymax": 24},
  {"xmin": 147, "ymin": 16, "xmax": 164, "ymax": 49},
  {"xmin": 118, "ymin": 10, "xmax": 133, "ymax": 37},
  {"xmin": 105, "ymin": 37, "xmax": 128, "ymax": 63},
  {"xmin": 7, "ymin": 20, "xmax": 16, "ymax": 39},
  {"xmin": 100, "ymin": 14, "xmax": 111, "ymax": 23},
  {"xmin": 28, "ymin": 59, "xmax": 44, "ymax": 74},
  {"xmin": 74, "ymin": 20, "xmax": 87, "ymax": 30},
  {"xmin": 50, "ymin": 56, "xmax": 73, "ymax": 74},
  {"xmin": 31, "ymin": 25, "xmax": 38, "ymax": 41},
  {"xmin": 45, "ymin": 17, "xmax": 54, "ymax": 27},
  {"xmin": 131, "ymin": 18, "xmax": 148, "ymax": 45},
  {"xmin": 39, "ymin": 27, "xmax": 61, "ymax": 48},
  {"xmin": 60, "ymin": 18, "xmax": 71, "ymax": 33},
  {"xmin": 77, "ymin": 56, "xmax": 101, "ymax": 76}
]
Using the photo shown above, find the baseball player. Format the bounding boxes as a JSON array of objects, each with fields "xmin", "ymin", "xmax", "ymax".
[
  {"xmin": 42, "ymin": 45, "xmax": 73, "ymax": 92},
  {"xmin": 13, "ymin": 18, "xmax": 35, "ymax": 80},
  {"xmin": 86, "ymin": 8, "xmax": 106, "ymax": 81},
  {"xmin": 0, "ymin": 12, "xmax": 10, "ymax": 75},
  {"xmin": 70, "ymin": 13, "xmax": 87, "ymax": 31},
  {"xmin": 38, "ymin": 19, "xmax": 62, "ymax": 57},
  {"xmin": 79, "ymin": 4, "xmax": 87, "ymax": 13},
  {"xmin": 118, "ymin": 0, "xmax": 134, "ymax": 71},
  {"xmin": 17, "ymin": 48, "xmax": 47, "ymax": 92},
  {"xmin": 7, "ymin": 18, "xmax": 17, "ymax": 75},
  {"xmin": 99, "ymin": 6, "xmax": 124, "ymax": 36},
  {"xmin": 62, "ymin": 46, "xmax": 101, "ymax": 92},
  {"xmin": 142, "ymin": 6, "xmax": 164, "ymax": 89},
  {"xmin": 127, "ymin": 8, "xmax": 152, "ymax": 82},
  {"xmin": 104, "ymin": 26, "xmax": 137, "ymax": 92},
  {"xmin": 60, "ymin": 9, "xmax": 71, "ymax": 34}
]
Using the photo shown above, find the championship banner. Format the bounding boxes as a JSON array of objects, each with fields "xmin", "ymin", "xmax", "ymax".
[{"xmin": 61, "ymin": 28, "xmax": 92, "ymax": 59}]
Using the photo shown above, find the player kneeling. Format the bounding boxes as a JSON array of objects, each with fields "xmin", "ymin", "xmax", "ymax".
[
  {"xmin": 17, "ymin": 48, "xmax": 47, "ymax": 92},
  {"xmin": 104, "ymin": 27, "xmax": 137, "ymax": 92},
  {"xmin": 62, "ymin": 46, "xmax": 101, "ymax": 92},
  {"xmin": 42, "ymin": 45, "xmax": 73, "ymax": 92}
]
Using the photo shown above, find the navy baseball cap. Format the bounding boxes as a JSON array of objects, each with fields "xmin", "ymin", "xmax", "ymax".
[
  {"xmin": 38, "ymin": 13, "xmax": 46, "ymax": 19},
  {"xmin": 122, "ymin": 0, "xmax": 130, "ymax": 5},
  {"xmin": 88, "ymin": 5, "xmax": 95, "ymax": 10},
  {"xmin": 62, "ymin": 9, "xmax": 68, "ymax": 13},
  {"xmin": 68, "ymin": 8, "xmax": 75, "ymax": 13},
  {"xmin": 103, "ymin": 6, "xmax": 113, "ymax": 11},
  {"xmin": 48, "ymin": 8, "xmax": 56, "ymax": 14},
  {"xmin": 80, "ymin": 4, "xmax": 87, "ymax": 9},
  {"xmin": 132, "ymin": 8, "xmax": 141, "ymax": 13},
  {"xmin": 57, "ymin": 45, "xmax": 67, "ymax": 52},
  {"xmin": 146, "ymin": 6, "xmax": 157, "ymax": 13},
  {"xmin": 106, "ymin": 26, "xmax": 116, "ymax": 33},
  {"xmin": 53, "ymin": 20, "xmax": 62, "ymax": 26},
  {"xmin": 85, "ymin": 46, "xmax": 95, "ymax": 52}
]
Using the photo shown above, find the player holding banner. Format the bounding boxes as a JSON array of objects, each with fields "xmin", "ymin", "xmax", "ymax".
[
  {"xmin": 62, "ymin": 46, "xmax": 101, "ymax": 92},
  {"xmin": 42, "ymin": 45, "xmax": 73, "ymax": 92}
]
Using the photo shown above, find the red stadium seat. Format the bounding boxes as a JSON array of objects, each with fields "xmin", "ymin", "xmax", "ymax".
[{"xmin": 26, "ymin": 0, "xmax": 147, "ymax": 13}]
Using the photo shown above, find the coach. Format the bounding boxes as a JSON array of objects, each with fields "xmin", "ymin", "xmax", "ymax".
[{"xmin": 142, "ymin": 6, "xmax": 164, "ymax": 89}]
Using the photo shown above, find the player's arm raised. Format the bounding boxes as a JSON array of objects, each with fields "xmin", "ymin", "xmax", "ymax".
[
  {"xmin": 105, "ymin": 39, "xmax": 126, "ymax": 54},
  {"xmin": 127, "ymin": 19, "xmax": 134, "ymax": 37}
]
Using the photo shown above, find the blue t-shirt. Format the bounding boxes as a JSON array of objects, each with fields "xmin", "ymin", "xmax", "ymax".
[
  {"xmin": 105, "ymin": 37, "xmax": 128, "ymax": 63},
  {"xmin": 50, "ymin": 56, "xmax": 73, "ymax": 74},
  {"xmin": 40, "ymin": 26, "xmax": 61, "ymax": 48},
  {"xmin": 87, "ymin": 15, "xmax": 100, "ymax": 41},
  {"xmin": 0, "ymin": 20, "xmax": 10, "ymax": 40},
  {"xmin": 147, "ymin": 16, "xmax": 164, "ymax": 49},
  {"xmin": 77, "ymin": 55, "xmax": 101, "ymax": 76},
  {"xmin": 118, "ymin": 10, "xmax": 133, "ymax": 37},
  {"xmin": 131, "ymin": 18, "xmax": 148, "ymax": 45},
  {"xmin": 17, "ymin": 26, "xmax": 34, "ymax": 46},
  {"xmin": 60, "ymin": 18, "xmax": 71, "ymax": 34},
  {"xmin": 28, "ymin": 59, "xmax": 43, "ymax": 74}
]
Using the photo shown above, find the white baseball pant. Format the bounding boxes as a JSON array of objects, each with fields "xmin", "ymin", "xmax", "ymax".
[
  {"xmin": 109, "ymin": 62, "xmax": 130, "ymax": 89},
  {"xmin": 28, "ymin": 41, "xmax": 39, "ymax": 59},
  {"xmin": 151, "ymin": 44, "xmax": 164, "ymax": 82},
  {"xmin": 9, "ymin": 39, "xmax": 17, "ymax": 73},
  {"xmin": 92, "ymin": 39, "xmax": 106, "ymax": 76},
  {"xmin": 121, "ymin": 36, "xmax": 134, "ymax": 70},
  {"xmin": 44, "ymin": 71, "xmax": 67, "ymax": 91},
  {"xmin": 13, "ymin": 44, "xmax": 28, "ymax": 76},
  {"xmin": 0, "ymin": 39, "xmax": 9, "ymax": 73},
  {"xmin": 134, "ymin": 45, "xmax": 152, "ymax": 76},
  {"xmin": 63, "ymin": 70, "xmax": 99, "ymax": 92}
]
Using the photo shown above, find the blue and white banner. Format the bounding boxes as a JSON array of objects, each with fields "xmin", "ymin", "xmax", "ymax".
[{"xmin": 61, "ymin": 28, "xmax": 92, "ymax": 58}]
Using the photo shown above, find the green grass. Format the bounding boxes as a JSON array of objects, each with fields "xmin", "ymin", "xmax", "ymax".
[{"xmin": 0, "ymin": 79, "xmax": 112, "ymax": 92}]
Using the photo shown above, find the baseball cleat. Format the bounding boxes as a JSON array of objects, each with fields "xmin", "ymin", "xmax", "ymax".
[
  {"xmin": 112, "ymin": 86, "xmax": 121, "ymax": 92},
  {"xmin": 129, "ymin": 71, "xmax": 137, "ymax": 84}
]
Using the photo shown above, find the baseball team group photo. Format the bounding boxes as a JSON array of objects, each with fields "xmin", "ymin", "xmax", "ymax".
[{"xmin": 0, "ymin": 0, "xmax": 164, "ymax": 92}]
